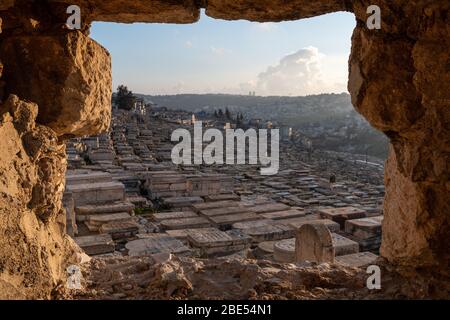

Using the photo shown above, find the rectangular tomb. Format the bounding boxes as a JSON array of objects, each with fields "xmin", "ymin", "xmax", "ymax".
[
  {"xmin": 165, "ymin": 227, "xmax": 219, "ymax": 243},
  {"xmin": 335, "ymin": 252, "xmax": 379, "ymax": 267},
  {"xmin": 191, "ymin": 200, "xmax": 241, "ymax": 212},
  {"xmin": 260, "ymin": 209, "xmax": 305, "ymax": 220},
  {"xmin": 199, "ymin": 206, "xmax": 253, "ymax": 217},
  {"xmin": 85, "ymin": 212, "xmax": 132, "ymax": 232},
  {"xmin": 159, "ymin": 217, "xmax": 211, "ymax": 230},
  {"xmin": 67, "ymin": 181, "xmax": 125, "ymax": 206},
  {"xmin": 187, "ymin": 228, "xmax": 251, "ymax": 256},
  {"xmin": 66, "ymin": 171, "xmax": 112, "ymax": 185},
  {"xmin": 126, "ymin": 234, "xmax": 191, "ymax": 256},
  {"xmin": 152, "ymin": 211, "xmax": 198, "ymax": 222},
  {"xmin": 331, "ymin": 233, "xmax": 360, "ymax": 256},
  {"xmin": 204, "ymin": 194, "xmax": 241, "ymax": 202},
  {"xmin": 98, "ymin": 221, "xmax": 139, "ymax": 240},
  {"xmin": 344, "ymin": 216, "xmax": 383, "ymax": 239},
  {"xmin": 287, "ymin": 217, "xmax": 340, "ymax": 233},
  {"xmin": 208, "ymin": 212, "xmax": 261, "ymax": 230},
  {"xmin": 75, "ymin": 201, "xmax": 134, "ymax": 216},
  {"xmin": 318, "ymin": 206, "xmax": 367, "ymax": 228},
  {"xmin": 75, "ymin": 234, "xmax": 115, "ymax": 256},
  {"xmin": 242, "ymin": 224, "xmax": 295, "ymax": 243},
  {"xmin": 163, "ymin": 196, "xmax": 204, "ymax": 208},
  {"xmin": 250, "ymin": 203, "xmax": 291, "ymax": 214}
]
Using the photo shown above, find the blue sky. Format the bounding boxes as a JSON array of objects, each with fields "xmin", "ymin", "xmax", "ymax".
[{"xmin": 91, "ymin": 11, "xmax": 355, "ymax": 96}]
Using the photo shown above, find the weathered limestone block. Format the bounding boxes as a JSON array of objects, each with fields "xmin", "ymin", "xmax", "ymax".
[
  {"xmin": 0, "ymin": 95, "xmax": 76, "ymax": 299},
  {"xmin": 0, "ymin": 1, "xmax": 14, "ymax": 11},
  {"xmin": 206, "ymin": 0, "xmax": 349, "ymax": 22},
  {"xmin": 0, "ymin": 17, "xmax": 3, "ymax": 100},
  {"xmin": 50, "ymin": 0, "xmax": 200, "ymax": 23},
  {"xmin": 349, "ymin": 1, "xmax": 450, "ymax": 272},
  {"xmin": 0, "ymin": 31, "xmax": 112, "ymax": 137}
]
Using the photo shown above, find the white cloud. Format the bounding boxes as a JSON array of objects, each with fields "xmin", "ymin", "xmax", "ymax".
[
  {"xmin": 185, "ymin": 40, "xmax": 193, "ymax": 48},
  {"xmin": 255, "ymin": 22, "xmax": 278, "ymax": 32},
  {"xmin": 209, "ymin": 46, "xmax": 231, "ymax": 56},
  {"xmin": 240, "ymin": 47, "xmax": 347, "ymax": 96}
]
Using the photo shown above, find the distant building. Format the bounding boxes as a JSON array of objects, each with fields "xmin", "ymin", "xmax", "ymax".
[
  {"xmin": 280, "ymin": 125, "xmax": 292, "ymax": 141},
  {"xmin": 133, "ymin": 98, "xmax": 146, "ymax": 115},
  {"xmin": 248, "ymin": 118, "xmax": 261, "ymax": 128}
]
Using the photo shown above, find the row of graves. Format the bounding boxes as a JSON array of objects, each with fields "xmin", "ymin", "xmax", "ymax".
[{"xmin": 64, "ymin": 108, "xmax": 384, "ymax": 268}]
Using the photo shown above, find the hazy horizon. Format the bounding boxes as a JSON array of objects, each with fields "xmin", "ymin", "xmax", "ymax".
[{"xmin": 133, "ymin": 91, "xmax": 350, "ymax": 98}]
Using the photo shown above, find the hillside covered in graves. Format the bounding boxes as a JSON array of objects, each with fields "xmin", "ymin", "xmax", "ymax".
[
  {"xmin": 140, "ymin": 93, "xmax": 389, "ymax": 159},
  {"xmin": 62, "ymin": 106, "xmax": 437, "ymax": 299}
]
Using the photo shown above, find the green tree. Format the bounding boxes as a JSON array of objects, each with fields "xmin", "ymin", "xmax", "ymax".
[
  {"xmin": 114, "ymin": 85, "xmax": 136, "ymax": 111},
  {"xmin": 225, "ymin": 107, "xmax": 231, "ymax": 120}
]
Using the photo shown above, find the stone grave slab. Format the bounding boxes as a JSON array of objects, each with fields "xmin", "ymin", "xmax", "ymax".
[
  {"xmin": 99, "ymin": 221, "xmax": 139, "ymax": 240},
  {"xmin": 331, "ymin": 233, "xmax": 360, "ymax": 256},
  {"xmin": 250, "ymin": 203, "xmax": 291, "ymax": 214},
  {"xmin": 204, "ymin": 194, "xmax": 240, "ymax": 202},
  {"xmin": 295, "ymin": 224, "xmax": 335, "ymax": 263},
  {"xmin": 126, "ymin": 234, "xmax": 191, "ymax": 256},
  {"xmin": 226, "ymin": 229, "xmax": 253, "ymax": 246},
  {"xmin": 287, "ymin": 217, "xmax": 340, "ymax": 233},
  {"xmin": 191, "ymin": 200, "xmax": 241, "ymax": 212},
  {"xmin": 257, "ymin": 241, "xmax": 275, "ymax": 255},
  {"xmin": 66, "ymin": 172, "xmax": 111, "ymax": 185},
  {"xmin": 242, "ymin": 224, "xmax": 295, "ymax": 243},
  {"xmin": 160, "ymin": 217, "xmax": 211, "ymax": 230},
  {"xmin": 232, "ymin": 219, "xmax": 273, "ymax": 230},
  {"xmin": 187, "ymin": 228, "xmax": 251, "ymax": 256},
  {"xmin": 163, "ymin": 196, "xmax": 204, "ymax": 208},
  {"xmin": 344, "ymin": 216, "xmax": 383, "ymax": 239},
  {"xmin": 85, "ymin": 212, "xmax": 132, "ymax": 231},
  {"xmin": 273, "ymin": 238, "xmax": 296, "ymax": 263},
  {"xmin": 165, "ymin": 227, "xmax": 218, "ymax": 243},
  {"xmin": 75, "ymin": 201, "xmax": 134, "ymax": 217},
  {"xmin": 75, "ymin": 234, "xmax": 115, "ymax": 256},
  {"xmin": 199, "ymin": 206, "xmax": 253, "ymax": 217},
  {"xmin": 152, "ymin": 211, "xmax": 198, "ymax": 222},
  {"xmin": 187, "ymin": 228, "xmax": 234, "ymax": 248},
  {"xmin": 127, "ymin": 195, "xmax": 149, "ymax": 207},
  {"xmin": 67, "ymin": 181, "xmax": 125, "ymax": 206},
  {"xmin": 208, "ymin": 212, "xmax": 261, "ymax": 229},
  {"xmin": 318, "ymin": 206, "xmax": 367, "ymax": 228},
  {"xmin": 335, "ymin": 252, "xmax": 379, "ymax": 267},
  {"xmin": 260, "ymin": 209, "xmax": 305, "ymax": 220},
  {"xmin": 343, "ymin": 233, "xmax": 382, "ymax": 252}
]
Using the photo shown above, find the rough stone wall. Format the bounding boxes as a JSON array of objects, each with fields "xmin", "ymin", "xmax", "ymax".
[
  {"xmin": 0, "ymin": 1, "xmax": 112, "ymax": 298},
  {"xmin": 0, "ymin": 0, "xmax": 448, "ymax": 298},
  {"xmin": 349, "ymin": 0, "xmax": 449, "ymax": 273},
  {"xmin": 0, "ymin": 95, "xmax": 72, "ymax": 299}
]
